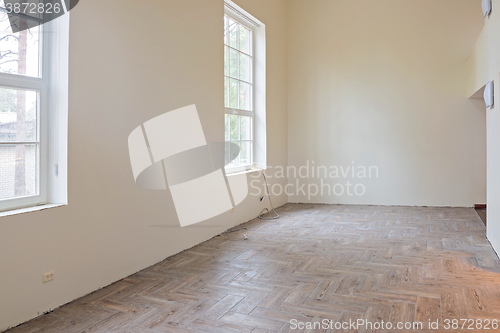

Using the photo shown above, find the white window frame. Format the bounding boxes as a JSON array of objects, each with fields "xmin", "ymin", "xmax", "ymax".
[
  {"xmin": 0, "ymin": 9, "xmax": 69, "ymax": 213},
  {"xmin": 224, "ymin": 1, "xmax": 266, "ymax": 174}
]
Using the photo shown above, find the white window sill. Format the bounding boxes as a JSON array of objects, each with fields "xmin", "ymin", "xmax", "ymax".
[
  {"xmin": 226, "ymin": 166, "xmax": 266, "ymax": 176},
  {"xmin": 0, "ymin": 203, "xmax": 66, "ymax": 218}
]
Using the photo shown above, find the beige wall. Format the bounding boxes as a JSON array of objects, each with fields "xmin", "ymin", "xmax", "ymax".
[
  {"xmin": 286, "ymin": 0, "xmax": 486, "ymax": 206},
  {"xmin": 0, "ymin": 0, "xmax": 288, "ymax": 330},
  {"xmin": 467, "ymin": 0, "xmax": 500, "ymax": 254}
]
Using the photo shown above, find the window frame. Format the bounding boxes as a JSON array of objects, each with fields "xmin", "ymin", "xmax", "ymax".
[
  {"xmin": 224, "ymin": 5, "xmax": 257, "ymax": 174},
  {"xmin": 0, "ymin": 12, "xmax": 56, "ymax": 212}
]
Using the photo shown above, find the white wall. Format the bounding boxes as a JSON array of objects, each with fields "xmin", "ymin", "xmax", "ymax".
[
  {"xmin": 0, "ymin": 0, "xmax": 288, "ymax": 330},
  {"xmin": 286, "ymin": 0, "xmax": 486, "ymax": 206},
  {"xmin": 467, "ymin": 0, "xmax": 500, "ymax": 254}
]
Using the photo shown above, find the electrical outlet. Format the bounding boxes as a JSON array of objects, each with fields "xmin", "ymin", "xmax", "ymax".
[{"xmin": 42, "ymin": 271, "xmax": 54, "ymax": 283}]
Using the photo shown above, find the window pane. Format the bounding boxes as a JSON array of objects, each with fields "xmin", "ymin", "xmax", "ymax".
[
  {"xmin": 224, "ymin": 16, "xmax": 228, "ymax": 45},
  {"xmin": 0, "ymin": 88, "xmax": 37, "ymax": 142},
  {"xmin": 239, "ymin": 116, "xmax": 252, "ymax": 141},
  {"xmin": 0, "ymin": 11, "xmax": 40, "ymax": 77},
  {"xmin": 228, "ymin": 18, "xmax": 238, "ymax": 49},
  {"xmin": 0, "ymin": 143, "xmax": 37, "ymax": 200},
  {"xmin": 228, "ymin": 78, "xmax": 238, "ymax": 109},
  {"xmin": 224, "ymin": 114, "xmax": 230, "ymax": 141},
  {"xmin": 224, "ymin": 46, "xmax": 229, "ymax": 76},
  {"xmin": 239, "ymin": 81, "xmax": 251, "ymax": 111},
  {"xmin": 230, "ymin": 114, "xmax": 239, "ymax": 141},
  {"xmin": 229, "ymin": 48, "xmax": 238, "ymax": 78},
  {"xmin": 239, "ymin": 141, "xmax": 252, "ymax": 166},
  {"xmin": 224, "ymin": 77, "xmax": 228, "ymax": 107},
  {"xmin": 239, "ymin": 53, "xmax": 251, "ymax": 83},
  {"xmin": 226, "ymin": 143, "xmax": 240, "ymax": 169},
  {"xmin": 239, "ymin": 26, "xmax": 250, "ymax": 54},
  {"xmin": 224, "ymin": 141, "xmax": 231, "ymax": 166}
]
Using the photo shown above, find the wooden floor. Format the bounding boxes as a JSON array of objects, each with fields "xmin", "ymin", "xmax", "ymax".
[
  {"xmin": 475, "ymin": 208, "xmax": 487, "ymax": 226},
  {"xmin": 6, "ymin": 204, "xmax": 500, "ymax": 333}
]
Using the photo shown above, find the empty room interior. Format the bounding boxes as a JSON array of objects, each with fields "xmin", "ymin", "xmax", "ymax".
[{"xmin": 2, "ymin": 0, "xmax": 500, "ymax": 332}]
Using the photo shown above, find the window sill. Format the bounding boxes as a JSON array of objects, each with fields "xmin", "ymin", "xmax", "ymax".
[
  {"xmin": 226, "ymin": 166, "xmax": 265, "ymax": 176},
  {"xmin": 0, "ymin": 203, "xmax": 66, "ymax": 218}
]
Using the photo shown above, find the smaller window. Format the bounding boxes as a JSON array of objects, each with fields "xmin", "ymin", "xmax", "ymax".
[
  {"xmin": 224, "ymin": 13, "xmax": 254, "ymax": 171},
  {"xmin": 224, "ymin": 1, "xmax": 265, "ymax": 174}
]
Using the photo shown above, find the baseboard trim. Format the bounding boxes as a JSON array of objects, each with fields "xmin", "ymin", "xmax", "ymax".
[{"xmin": 474, "ymin": 204, "xmax": 487, "ymax": 209}]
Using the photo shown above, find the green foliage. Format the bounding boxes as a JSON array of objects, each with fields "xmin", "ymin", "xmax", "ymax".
[
  {"xmin": 0, "ymin": 87, "xmax": 16, "ymax": 112},
  {"xmin": 0, "ymin": 87, "xmax": 37, "ymax": 120}
]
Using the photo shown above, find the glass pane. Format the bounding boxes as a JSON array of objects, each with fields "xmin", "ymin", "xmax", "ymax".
[
  {"xmin": 229, "ymin": 48, "xmax": 238, "ymax": 78},
  {"xmin": 247, "ymin": 141, "xmax": 253, "ymax": 165},
  {"xmin": 224, "ymin": 114, "xmax": 230, "ymax": 141},
  {"xmin": 239, "ymin": 53, "xmax": 251, "ymax": 83},
  {"xmin": 239, "ymin": 141, "xmax": 252, "ymax": 166},
  {"xmin": 0, "ymin": 11, "xmax": 40, "ymax": 77},
  {"xmin": 239, "ymin": 116, "xmax": 252, "ymax": 141},
  {"xmin": 0, "ymin": 87, "xmax": 37, "ymax": 142},
  {"xmin": 226, "ymin": 143, "xmax": 240, "ymax": 169},
  {"xmin": 228, "ymin": 18, "xmax": 238, "ymax": 49},
  {"xmin": 230, "ymin": 114, "xmax": 239, "ymax": 141},
  {"xmin": 224, "ymin": 141, "xmax": 231, "ymax": 166},
  {"xmin": 0, "ymin": 143, "xmax": 37, "ymax": 200},
  {"xmin": 224, "ymin": 46, "xmax": 228, "ymax": 76},
  {"xmin": 239, "ymin": 26, "xmax": 250, "ymax": 54},
  {"xmin": 239, "ymin": 81, "xmax": 251, "ymax": 111},
  {"xmin": 224, "ymin": 77, "xmax": 228, "ymax": 107},
  {"xmin": 228, "ymin": 78, "xmax": 238, "ymax": 109},
  {"xmin": 224, "ymin": 16, "xmax": 228, "ymax": 45}
]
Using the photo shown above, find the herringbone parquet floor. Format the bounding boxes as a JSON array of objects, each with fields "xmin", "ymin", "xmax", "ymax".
[{"xmin": 6, "ymin": 204, "xmax": 500, "ymax": 333}]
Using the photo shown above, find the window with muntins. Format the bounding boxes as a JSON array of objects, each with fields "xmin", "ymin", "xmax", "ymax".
[
  {"xmin": 0, "ymin": 0, "xmax": 68, "ymax": 212},
  {"xmin": 224, "ymin": 13, "xmax": 254, "ymax": 172}
]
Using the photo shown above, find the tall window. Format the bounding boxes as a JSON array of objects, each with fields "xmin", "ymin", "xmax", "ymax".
[
  {"xmin": 224, "ymin": 13, "xmax": 253, "ymax": 172},
  {"xmin": 0, "ymin": 1, "xmax": 68, "ymax": 212},
  {"xmin": 0, "ymin": 4, "xmax": 44, "ymax": 210}
]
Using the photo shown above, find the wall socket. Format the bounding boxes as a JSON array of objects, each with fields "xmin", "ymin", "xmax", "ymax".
[{"xmin": 42, "ymin": 271, "xmax": 54, "ymax": 283}]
